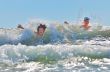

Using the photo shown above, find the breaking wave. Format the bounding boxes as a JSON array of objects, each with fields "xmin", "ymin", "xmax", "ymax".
[
  {"xmin": 0, "ymin": 20, "xmax": 110, "ymax": 72},
  {"xmin": 0, "ymin": 21, "xmax": 110, "ymax": 46}
]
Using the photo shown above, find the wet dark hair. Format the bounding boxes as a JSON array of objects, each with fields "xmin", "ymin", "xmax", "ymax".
[
  {"xmin": 84, "ymin": 17, "xmax": 90, "ymax": 21},
  {"xmin": 17, "ymin": 24, "xmax": 24, "ymax": 29},
  {"xmin": 37, "ymin": 24, "xmax": 47, "ymax": 31},
  {"xmin": 64, "ymin": 21, "xmax": 69, "ymax": 24}
]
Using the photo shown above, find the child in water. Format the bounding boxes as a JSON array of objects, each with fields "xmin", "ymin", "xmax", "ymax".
[
  {"xmin": 16, "ymin": 24, "xmax": 47, "ymax": 45},
  {"xmin": 81, "ymin": 17, "xmax": 91, "ymax": 30}
]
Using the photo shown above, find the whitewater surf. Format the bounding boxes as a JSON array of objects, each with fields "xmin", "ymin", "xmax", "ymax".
[
  {"xmin": 0, "ymin": 23, "xmax": 110, "ymax": 45},
  {"xmin": 0, "ymin": 22, "xmax": 110, "ymax": 72}
]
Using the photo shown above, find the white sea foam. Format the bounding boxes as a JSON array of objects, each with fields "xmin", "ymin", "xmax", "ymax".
[
  {"xmin": 0, "ymin": 19, "xmax": 110, "ymax": 72},
  {"xmin": 0, "ymin": 42, "xmax": 109, "ymax": 72}
]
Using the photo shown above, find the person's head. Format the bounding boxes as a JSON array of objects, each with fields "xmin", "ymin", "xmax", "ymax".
[
  {"xmin": 83, "ymin": 17, "xmax": 90, "ymax": 25},
  {"xmin": 64, "ymin": 21, "xmax": 69, "ymax": 24},
  {"xmin": 17, "ymin": 24, "xmax": 24, "ymax": 29},
  {"xmin": 37, "ymin": 24, "xmax": 46, "ymax": 36}
]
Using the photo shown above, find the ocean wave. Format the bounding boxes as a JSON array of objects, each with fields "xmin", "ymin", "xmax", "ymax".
[
  {"xmin": 0, "ymin": 41, "xmax": 110, "ymax": 72},
  {"xmin": 0, "ymin": 44, "xmax": 110, "ymax": 64},
  {"xmin": 0, "ymin": 24, "xmax": 110, "ymax": 46}
]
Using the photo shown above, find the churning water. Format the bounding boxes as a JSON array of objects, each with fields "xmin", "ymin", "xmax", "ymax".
[{"xmin": 0, "ymin": 22, "xmax": 110, "ymax": 72}]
